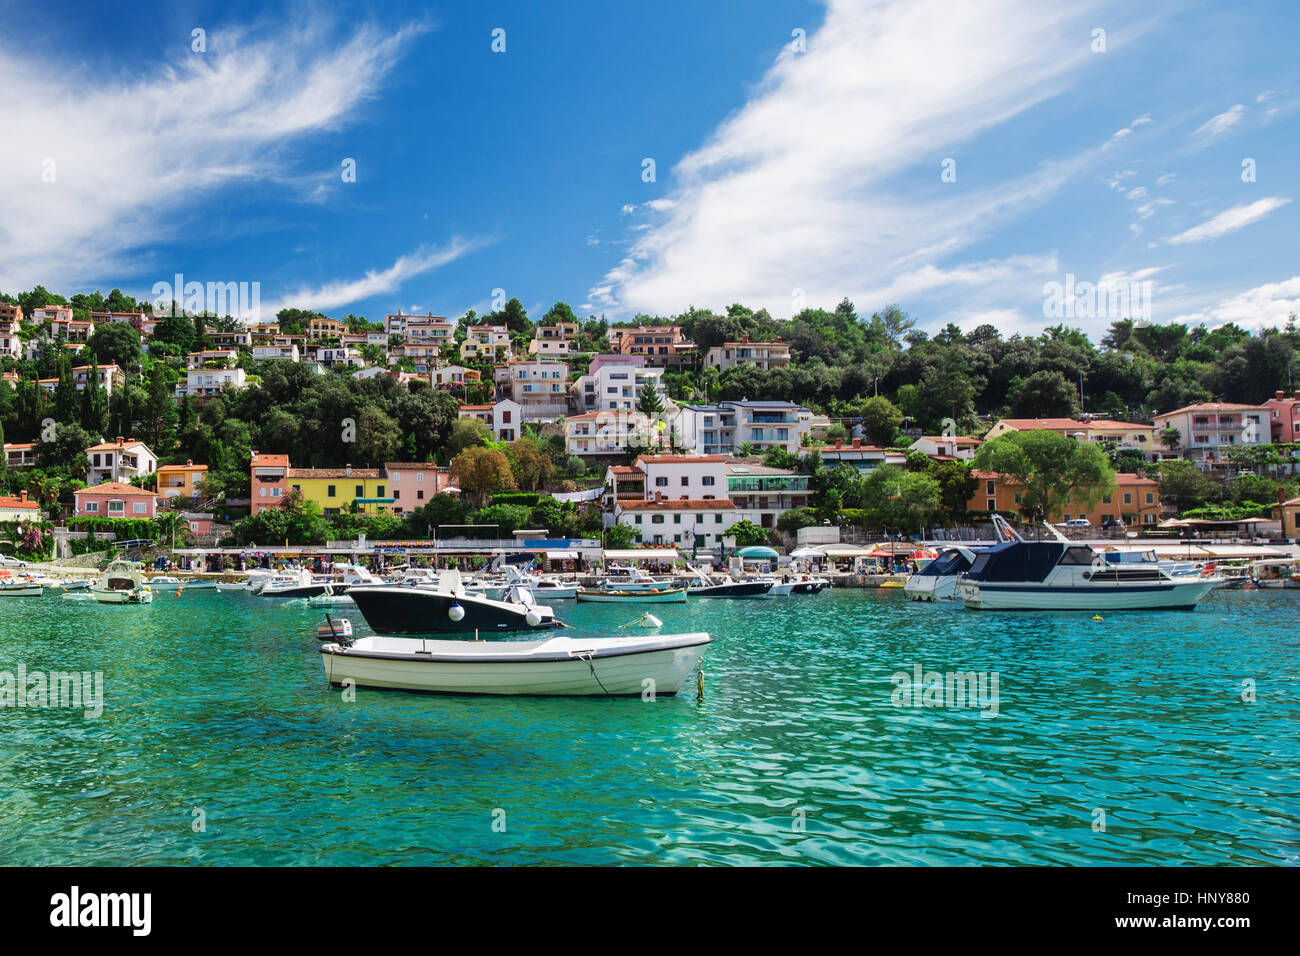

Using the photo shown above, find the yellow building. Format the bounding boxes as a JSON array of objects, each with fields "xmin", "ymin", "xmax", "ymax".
[
  {"xmin": 156, "ymin": 460, "xmax": 209, "ymax": 499},
  {"xmin": 286, "ymin": 467, "xmax": 394, "ymax": 515}
]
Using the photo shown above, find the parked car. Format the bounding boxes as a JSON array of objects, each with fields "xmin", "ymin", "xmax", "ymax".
[
  {"xmin": 0, "ymin": 555, "xmax": 27, "ymax": 567},
  {"xmin": 1061, "ymin": 518, "xmax": 1092, "ymax": 528}
]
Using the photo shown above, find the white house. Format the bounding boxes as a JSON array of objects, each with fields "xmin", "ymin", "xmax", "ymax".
[
  {"xmin": 458, "ymin": 399, "xmax": 523, "ymax": 443},
  {"xmin": 612, "ymin": 497, "xmax": 739, "ymax": 549},
  {"xmin": 85, "ymin": 437, "xmax": 158, "ymax": 485},
  {"xmin": 634, "ymin": 454, "xmax": 728, "ymax": 500},
  {"xmin": 909, "ymin": 435, "xmax": 983, "ymax": 460},
  {"xmin": 566, "ymin": 410, "xmax": 667, "ymax": 457},
  {"xmin": 178, "ymin": 366, "xmax": 246, "ymax": 398},
  {"xmin": 252, "ymin": 343, "xmax": 300, "ymax": 362},
  {"xmin": 460, "ymin": 325, "xmax": 512, "ymax": 362},
  {"xmin": 505, "ymin": 359, "xmax": 569, "ymax": 420},
  {"xmin": 673, "ymin": 400, "xmax": 810, "ymax": 456}
]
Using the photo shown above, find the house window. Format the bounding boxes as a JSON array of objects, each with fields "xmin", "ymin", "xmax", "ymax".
[
  {"xmin": 1145, "ymin": 493, "xmax": 1154, "ymax": 504},
  {"xmin": 673, "ymin": 514, "xmax": 681, "ymax": 523},
  {"xmin": 417, "ymin": 491, "xmax": 424, "ymax": 500},
  {"xmin": 108, "ymin": 500, "xmax": 125, "ymax": 514},
  {"xmin": 714, "ymin": 514, "xmax": 723, "ymax": 524},
  {"xmin": 393, "ymin": 472, "xmax": 400, "ymax": 482},
  {"xmin": 393, "ymin": 491, "xmax": 400, "ymax": 499},
  {"xmin": 355, "ymin": 485, "xmax": 364, "ymax": 498},
  {"xmin": 271, "ymin": 487, "xmax": 281, "ymax": 497},
  {"xmin": 133, "ymin": 501, "xmax": 147, "ymax": 514},
  {"xmin": 651, "ymin": 515, "xmax": 665, "ymax": 524},
  {"xmin": 987, "ymin": 498, "xmax": 996, "ymax": 511},
  {"xmin": 634, "ymin": 516, "xmax": 642, "ymax": 524},
  {"xmin": 655, "ymin": 477, "xmax": 667, "ymax": 487},
  {"xmin": 377, "ymin": 485, "xmax": 385, "ymax": 497},
  {"xmin": 84, "ymin": 501, "xmax": 98, "ymax": 513},
  {"xmin": 327, "ymin": 485, "xmax": 336, "ymax": 497},
  {"xmin": 986, "ymin": 480, "xmax": 995, "ymax": 494},
  {"xmin": 702, "ymin": 476, "xmax": 715, "ymax": 486},
  {"xmin": 416, "ymin": 473, "xmax": 423, "ymax": 482},
  {"xmin": 681, "ymin": 476, "xmax": 689, "ymax": 486},
  {"xmin": 1123, "ymin": 493, "xmax": 1133, "ymax": 505}
]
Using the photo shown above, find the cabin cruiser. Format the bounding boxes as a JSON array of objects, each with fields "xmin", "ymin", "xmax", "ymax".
[
  {"xmin": 89, "ymin": 562, "xmax": 154, "ymax": 604},
  {"xmin": 905, "ymin": 546, "xmax": 985, "ymax": 601},
  {"xmin": 346, "ymin": 569, "xmax": 559, "ymax": 634},
  {"xmin": 682, "ymin": 566, "xmax": 772, "ymax": 597},
  {"xmin": 759, "ymin": 573, "xmax": 830, "ymax": 595},
  {"xmin": 318, "ymin": 630, "xmax": 710, "ymax": 697},
  {"xmin": 260, "ymin": 564, "xmax": 382, "ymax": 599},
  {"xmin": 954, "ymin": 541, "xmax": 1220, "ymax": 611},
  {"xmin": 597, "ymin": 564, "xmax": 676, "ymax": 592},
  {"xmin": 1252, "ymin": 558, "xmax": 1300, "ymax": 589}
]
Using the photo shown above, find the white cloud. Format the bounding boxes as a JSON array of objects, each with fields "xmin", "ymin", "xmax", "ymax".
[
  {"xmin": 1126, "ymin": 186, "xmax": 1148, "ymax": 200},
  {"xmin": 1155, "ymin": 173, "xmax": 1176, "ymax": 186},
  {"xmin": 1166, "ymin": 197, "xmax": 1291, "ymax": 244},
  {"xmin": 1170, "ymin": 275, "xmax": 1300, "ymax": 328},
  {"xmin": 266, "ymin": 237, "xmax": 490, "ymax": 314},
  {"xmin": 0, "ymin": 18, "xmax": 429, "ymax": 291},
  {"xmin": 586, "ymin": 0, "xmax": 1126, "ymax": 319},
  {"xmin": 1192, "ymin": 104, "xmax": 1246, "ymax": 141}
]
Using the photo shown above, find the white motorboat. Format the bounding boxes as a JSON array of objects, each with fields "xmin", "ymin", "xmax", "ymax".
[
  {"xmin": 1252, "ymin": 558, "xmax": 1300, "ymax": 589},
  {"xmin": 318, "ymin": 631, "xmax": 710, "ymax": 697},
  {"xmin": 597, "ymin": 564, "xmax": 677, "ymax": 592},
  {"xmin": 347, "ymin": 569, "xmax": 558, "ymax": 634},
  {"xmin": 178, "ymin": 578, "xmax": 222, "ymax": 590},
  {"xmin": 89, "ymin": 563, "xmax": 154, "ymax": 604},
  {"xmin": 954, "ymin": 540, "xmax": 1220, "ymax": 611},
  {"xmin": 682, "ymin": 566, "xmax": 772, "ymax": 597},
  {"xmin": 905, "ymin": 546, "xmax": 984, "ymax": 601},
  {"xmin": 530, "ymin": 576, "xmax": 578, "ymax": 599}
]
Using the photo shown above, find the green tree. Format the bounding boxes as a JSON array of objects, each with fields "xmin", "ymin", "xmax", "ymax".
[
  {"xmin": 1009, "ymin": 370, "xmax": 1081, "ymax": 419},
  {"xmin": 604, "ymin": 523, "xmax": 637, "ymax": 548},
  {"xmin": 636, "ymin": 382, "xmax": 665, "ymax": 418},
  {"xmin": 972, "ymin": 430, "xmax": 1115, "ymax": 522},
  {"xmin": 450, "ymin": 446, "xmax": 517, "ymax": 507},
  {"xmin": 728, "ymin": 519, "xmax": 769, "ymax": 547}
]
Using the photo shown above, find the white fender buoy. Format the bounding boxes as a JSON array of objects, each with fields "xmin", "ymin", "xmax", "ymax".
[
  {"xmin": 448, "ymin": 602, "xmax": 465, "ymax": 622},
  {"xmin": 525, "ymin": 609, "xmax": 542, "ymax": 626}
]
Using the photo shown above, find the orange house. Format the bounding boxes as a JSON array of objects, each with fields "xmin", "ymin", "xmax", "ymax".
[
  {"xmin": 250, "ymin": 451, "xmax": 290, "ymax": 514},
  {"xmin": 156, "ymin": 460, "xmax": 208, "ymax": 499},
  {"xmin": 969, "ymin": 471, "xmax": 1161, "ymax": 527}
]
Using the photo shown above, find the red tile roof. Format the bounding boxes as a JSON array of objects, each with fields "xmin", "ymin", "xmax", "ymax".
[
  {"xmin": 1156, "ymin": 402, "xmax": 1269, "ymax": 417},
  {"xmin": 76, "ymin": 482, "xmax": 160, "ymax": 497},
  {"xmin": 996, "ymin": 418, "xmax": 1148, "ymax": 431},
  {"xmin": 617, "ymin": 498, "xmax": 737, "ymax": 511},
  {"xmin": 634, "ymin": 455, "xmax": 727, "ymax": 463}
]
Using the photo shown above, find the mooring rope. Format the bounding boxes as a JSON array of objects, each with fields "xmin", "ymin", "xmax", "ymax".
[{"xmin": 576, "ymin": 651, "xmax": 615, "ymax": 700}]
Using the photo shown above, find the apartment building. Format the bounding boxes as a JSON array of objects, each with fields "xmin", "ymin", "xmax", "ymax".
[
  {"xmin": 30, "ymin": 305, "xmax": 73, "ymax": 323},
  {"xmin": 3, "ymin": 442, "xmax": 37, "ymax": 468},
  {"xmin": 186, "ymin": 349, "xmax": 240, "ymax": 369},
  {"xmin": 1152, "ymin": 402, "xmax": 1270, "ymax": 465},
  {"xmin": 570, "ymin": 354, "xmax": 667, "ymax": 413},
  {"xmin": 612, "ymin": 325, "xmax": 696, "ymax": 368},
  {"xmin": 251, "ymin": 341, "xmax": 301, "ymax": 362},
  {"xmin": 565, "ymin": 410, "xmax": 666, "ymax": 457},
  {"xmin": 460, "ymin": 325, "xmax": 512, "ymax": 362},
  {"xmin": 307, "ymin": 316, "xmax": 343, "ymax": 339},
  {"xmin": 985, "ymin": 417, "xmax": 1156, "ymax": 457},
  {"xmin": 724, "ymin": 460, "xmax": 814, "ymax": 528},
  {"xmin": 156, "ymin": 460, "xmax": 209, "ymax": 499},
  {"xmin": 813, "ymin": 438, "xmax": 907, "ymax": 473},
  {"xmin": 504, "ymin": 359, "xmax": 570, "ymax": 420},
  {"xmin": 250, "ymin": 453, "xmax": 453, "ymax": 516},
  {"xmin": 970, "ymin": 471, "xmax": 1160, "ymax": 526},
  {"xmin": 385, "ymin": 312, "xmax": 455, "ymax": 347},
  {"xmin": 383, "ymin": 462, "xmax": 454, "ymax": 515},
  {"xmin": 704, "ymin": 337, "xmax": 791, "ymax": 372},
  {"xmin": 250, "ymin": 452, "xmax": 290, "ymax": 514},
  {"xmin": 674, "ymin": 400, "xmax": 811, "ymax": 455}
]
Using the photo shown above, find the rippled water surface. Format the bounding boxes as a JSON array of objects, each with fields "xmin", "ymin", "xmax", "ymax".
[{"xmin": 1, "ymin": 586, "xmax": 1297, "ymax": 865}]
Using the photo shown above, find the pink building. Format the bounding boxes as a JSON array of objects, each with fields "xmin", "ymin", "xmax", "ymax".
[
  {"xmin": 383, "ymin": 462, "xmax": 453, "ymax": 514},
  {"xmin": 1264, "ymin": 390, "xmax": 1300, "ymax": 444},
  {"xmin": 250, "ymin": 451, "xmax": 290, "ymax": 515},
  {"xmin": 74, "ymin": 481, "xmax": 161, "ymax": 518}
]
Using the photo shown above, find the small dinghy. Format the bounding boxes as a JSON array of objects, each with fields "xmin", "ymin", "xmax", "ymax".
[
  {"xmin": 0, "ymin": 581, "xmax": 44, "ymax": 597},
  {"xmin": 318, "ymin": 631, "xmax": 710, "ymax": 697},
  {"xmin": 575, "ymin": 587, "xmax": 688, "ymax": 604}
]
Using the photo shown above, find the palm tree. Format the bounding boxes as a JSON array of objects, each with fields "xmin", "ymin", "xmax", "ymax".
[{"xmin": 154, "ymin": 510, "xmax": 184, "ymax": 552}]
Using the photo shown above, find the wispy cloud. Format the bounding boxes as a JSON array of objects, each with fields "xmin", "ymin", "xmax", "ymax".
[
  {"xmin": 0, "ymin": 17, "xmax": 429, "ymax": 292},
  {"xmin": 1171, "ymin": 274, "xmax": 1300, "ymax": 327},
  {"xmin": 266, "ymin": 237, "xmax": 491, "ymax": 315},
  {"xmin": 1191, "ymin": 104, "xmax": 1247, "ymax": 142},
  {"xmin": 1166, "ymin": 197, "xmax": 1291, "ymax": 244},
  {"xmin": 587, "ymin": 0, "xmax": 1133, "ymax": 319}
]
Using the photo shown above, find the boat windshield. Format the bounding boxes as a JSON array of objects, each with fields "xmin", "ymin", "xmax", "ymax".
[{"xmin": 916, "ymin": 550, "xmax": 971, "ymax": 577}]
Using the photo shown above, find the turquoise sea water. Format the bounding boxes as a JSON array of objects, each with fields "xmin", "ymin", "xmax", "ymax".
[{"xmin": 0, "ymin": 586, "xmax": 1296, "ymax": 866}]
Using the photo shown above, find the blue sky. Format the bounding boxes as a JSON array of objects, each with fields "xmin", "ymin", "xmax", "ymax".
[{"xmin": 1, "ymin": 0, "xmax": 1297, "ymax": 337}]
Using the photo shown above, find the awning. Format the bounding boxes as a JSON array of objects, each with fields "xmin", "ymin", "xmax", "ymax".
[
  {"xmin": 603, "ymin": 548, "xmax": 679, "ymax": 561},
  {"xmin": 545, "ymin": 550, "xmax": 579, "ymax": 559},
  {"xmin": 823, "ymin": 546, "xmax": 872, "ymax": 557},
  {"xmin": 736, "ymin": 546, "xmax": 780, "ymax": 559}
]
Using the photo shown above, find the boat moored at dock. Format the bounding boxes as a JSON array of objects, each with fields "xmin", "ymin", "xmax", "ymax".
[
  {"xmin": 954, "ymin": 541, "xmax": 1220, "ymax": 611},
  {"xmin": 347, "ymin": 569, "xmax": 558, "ymax": 634}
]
